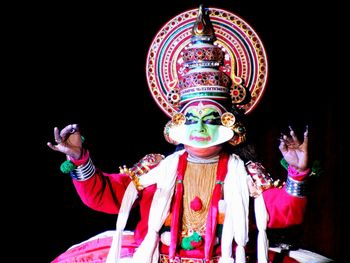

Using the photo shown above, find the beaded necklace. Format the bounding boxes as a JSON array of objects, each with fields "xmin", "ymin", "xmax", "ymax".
[
  {"xmin": 169, "ymin": 151, "xmax": 229, "ymax": 261},
  {"xmin": 182, "ymin": 162, "xmax": 217, "ymax": 237}
]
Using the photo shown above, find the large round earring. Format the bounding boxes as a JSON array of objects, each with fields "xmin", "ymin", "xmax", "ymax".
[
  {"xmin": 221, "ymin": 112, "xmax": 236, "ymax": 128},
  {"xmin": 171, "ymin": 112, "xmax": 186, "ymax": 126}
]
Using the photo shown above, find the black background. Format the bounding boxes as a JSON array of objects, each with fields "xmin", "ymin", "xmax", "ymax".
[{"xmin": 9, "ymin": 0, "xmax": 345, "ymax": 262}]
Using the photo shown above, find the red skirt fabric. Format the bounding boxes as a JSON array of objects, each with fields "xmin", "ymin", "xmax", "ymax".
[
  {"xmin": 51, "ymin": 232, "xmax": 137, "ymax": 263},
  {"xmin": 51, "ymin": 231, "xmax": 301, "ymax": 263}
]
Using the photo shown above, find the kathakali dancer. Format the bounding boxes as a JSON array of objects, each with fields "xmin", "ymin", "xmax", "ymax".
[{"xmin": 48, "ymin": 5, "xmax": 312, "ymax": 263}]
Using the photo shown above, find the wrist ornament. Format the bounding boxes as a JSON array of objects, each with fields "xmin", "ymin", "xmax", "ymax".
[
  {"xmin": 69, "ymin": 157, "xmax": 96, "ymax": 181},
  {"xmin": 285, "ymin": 176, "xmax": 308, "ymax": 198},
  {"xmin": 285, "ymin": 165, "xmax": 310, "ymax": 197},
  {"xmin": 60, "ymin": 149, "xmax": 89, "ymax": 174}
]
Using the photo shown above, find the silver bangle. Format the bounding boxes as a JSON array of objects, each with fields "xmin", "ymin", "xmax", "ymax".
[
  {"xmin": 285, "ymin": 176, "xmax": 307, "ymax": 198},
  {"xmin": 70, "ymin": 158, "xmax": 96, "ymax": 181}
]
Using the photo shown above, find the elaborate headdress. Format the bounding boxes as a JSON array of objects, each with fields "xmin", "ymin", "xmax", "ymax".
[{"xmin": 146, "ymin": 5, "xmax": 268, "ymax": 147}]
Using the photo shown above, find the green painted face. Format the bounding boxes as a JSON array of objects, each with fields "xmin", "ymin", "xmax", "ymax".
[{"xmin": 184, "ymin": 107, "xmax": 221, "ymax": 147}]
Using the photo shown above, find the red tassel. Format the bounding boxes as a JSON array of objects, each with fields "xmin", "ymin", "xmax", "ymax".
[
  {"xmin": 204, "ymin": 152, "xmax": 229, "ymax": 260},
  {"xmin": 169, "ymin": 151, "xmax": 229, "ymax": 260},
  {"xmin": 169, "ymin": 152, "xmax": 188, "ymax": 259}
]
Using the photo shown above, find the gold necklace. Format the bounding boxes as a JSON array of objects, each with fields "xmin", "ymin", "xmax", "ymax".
[{"xmin": 182, "ymin": 162, "xmax": 217, "ymax": 237}]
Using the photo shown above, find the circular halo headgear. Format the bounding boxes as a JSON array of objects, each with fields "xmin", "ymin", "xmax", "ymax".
[{"xmin": 146, "ymin": 5, "xmax": 268, "ymax": 147}]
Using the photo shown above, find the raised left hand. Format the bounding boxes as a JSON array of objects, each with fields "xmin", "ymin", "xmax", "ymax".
[{"xmin": 279, "ymin": 126, "xmax": 309, "ymax": 172}]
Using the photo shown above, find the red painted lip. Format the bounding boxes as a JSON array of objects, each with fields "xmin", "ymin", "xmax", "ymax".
[{"xmin": 189, "ymin": 135, "xmax": 211, "ymax": 142}]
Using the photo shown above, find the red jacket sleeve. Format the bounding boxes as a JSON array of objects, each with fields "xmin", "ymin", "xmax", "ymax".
[
  {"xmin": 262, "ymin": 166, "xmax": 310, "ymax": 228},
  {"xmin": 67, "ymin": 150, "xmax": 162, "ymax": 243},
  {"xmin": 72, "ymin": 169, "xmax": 132, "ymax": 214},
  {"xmin": 68, "ymin": 149, "xmax": 132, "ymax": 214}
]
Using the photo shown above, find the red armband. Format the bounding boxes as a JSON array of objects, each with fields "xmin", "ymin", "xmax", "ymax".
[{"xmin": 67, "ymin": 149, "xmax": 90, "ymax": 167}]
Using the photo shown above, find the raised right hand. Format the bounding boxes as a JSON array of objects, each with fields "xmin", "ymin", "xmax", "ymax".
[{"xmin": 47, "ymin": 124, "xmax": 83, "ymax": 160}]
